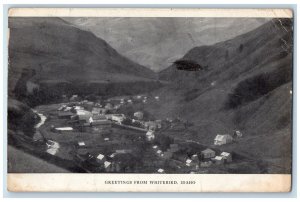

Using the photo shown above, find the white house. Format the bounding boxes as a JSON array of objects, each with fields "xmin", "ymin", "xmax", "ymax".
[
  {"xmin": 97, "ymin": 154, "xmax": 105, "ymax": 161},
  {"xmin": 157, "ymin": 168, "xmax": 164, "ymax": 173},
  {"xmin": 233, "ymin": 130, "xmax": 243, "ymax": 138},
  {"xmin": 111, "ymin": 114, "xmax": 125, "ymax": 123},
  {"xmin": 213, "ymin": 156, "xmax": 224, "ymax": 164},
  {"xmin": 109, "ymin": 153, "xmax": 116, "ymax": 158},
  {"xmin": 186, "ymin": 159, "xmax": 192, "ymax": 167},
  {"xmin": 146, "ymin": 131, "xmax": 155, "ymax": 141},
  {"xmin": 214, "ymin": 134, "xmax": 233, "ymax": 145},
  {"xmin": 220, "ymin": 152, "xmax": 232, "ymax": 162},
  {"xmin": 134, "ymin": 111, "xmax": 144, "ymax": 120},
  {"xmin": 55, "ymin": 127, "xmax": 73, "ymax": 131},
  {"xmin": 89, "ymin": 117, "xmax": 94, "ymax": 124},
  {"xmin": 104, "ymin": 161, "xmax": 112, "ymax": 168},
  {"xmin": 78, "ymin": 141, "xmax": 85, "ymax": 146}
]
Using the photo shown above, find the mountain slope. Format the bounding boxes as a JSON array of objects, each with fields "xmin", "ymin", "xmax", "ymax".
[
  {"xmin": 154, "ymin": 19, "xmax": 293, "ymax": 173},
  {"xmin": 8, "ymin": 17, "xmax": 157, "ymax": 98},
  {"xmin": 64, "ymin": 17, "xmax": 268, "ymax": 71}
]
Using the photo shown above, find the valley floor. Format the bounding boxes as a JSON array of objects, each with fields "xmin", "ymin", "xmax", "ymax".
[{"xmin": 7, "ymin": 95, "xmax": 282, "ymax": 174}]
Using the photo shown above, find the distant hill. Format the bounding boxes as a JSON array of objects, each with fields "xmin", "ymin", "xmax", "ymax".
[
  {"xmin": 154, "ymin": 19, "xmax": 293, "ymax": 173},
  {"xmin": 8, "ymin": 17, "xmax": 158, "ymax": 101},
  {"xmin": 7, "ymin": 17, "xmax": 161, "ymax": 145},
  {"xmin": 64, "ymin": 17, "xmax": 269, "ymax": 71}
]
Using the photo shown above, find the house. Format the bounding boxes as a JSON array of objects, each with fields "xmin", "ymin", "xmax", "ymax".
[
  {"xmin": 144, "ymin": 121, "xmax": 161, "ymax": 131},
  {"xmin": 212, "ymin": 156, "xmax": 224, "ymax": 165},
  {"xmin": 146, "ymin": 131, "xmax": 155, "ymax": 141},
  {"xmin": 55, "ymin": 127, "xmax": 73, "ymax": 131},
  {"xmin": 93, "ymin": 114, "xmax": 107, "ymax": 120},
  {"xmin": 214, "ymin": 134, "xmax": 233, "ymax": 145},
  {"xmin": 220, "ymin": 152, "xmax": 232, "ymax": 163},
  {"xmin": 186, "ymin": 159, "xmax": 193, "ymax": 167},
  {"xmin": 63, "ymin": 106, "xmax": 72, "ymax": 112},
  {"xmin": 88, "ymin": 117, "xmax": 94, "ymax": 125},
  {"xmin": 96, "ymin": 154, "xmax": 106, "ymax": 162},
  {"xmin": 78, "ymin": 141, "xmax": 85, "ymax": 146},
  {"xmin": 70, "ymin": 95, "xmax": 79, "ymax": 102},
  {"xmin": 74, "ymin": 106, "xmax": 84, "ymax": 110},
  {"xmin": 58, "ymin": 111, "xmax": 74, "ymax": 119},
  {"xmin": 201, "ymin": 148, "xmax": 216, "ymax": 159},
  {"xmin": 134, "ymin": 111, "xmax": 144, "ymax": 120},
  {"xmin": 109, "ymin": 153, "xmax": 116, "ymax": 158},
  {"xmin": 104, "ymin": 161, "xmax": 112, "ymax": 172},
  {"xmin": 111, "ymin": 114, "xmax": 125, "ymax": 123},
  {"xmin": 233, "ymin": 130, "xmax": 243, "ymax": 139},
  {"xmin": 76, "ymin": 110, "xmax": 93, "ymax": 123},
  {"xmin": 152, "ymin": 145, "xmax": 159, "ymax": 151},
  {"xmin": 90, "ymin": 114, "xmax": 110, "ymax": 126},
  {"xmin": 157, "ymin": 168, "xmax": 165, "ymax": 173},
  {"xmin": 58, "ymin": 105, "xmax": 66, "ymax": 111},
  {"xmin": 156, "ymin": 150, "xmax": 163, "ymax": 156}
]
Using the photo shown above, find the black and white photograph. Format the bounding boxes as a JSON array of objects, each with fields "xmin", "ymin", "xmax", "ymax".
[{"xmin": 7, "ymin": 12, "xmax": 293, "ymax": 176}]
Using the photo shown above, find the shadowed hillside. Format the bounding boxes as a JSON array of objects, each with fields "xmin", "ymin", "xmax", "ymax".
[
  {"xmin": 8, "ymin": 17, "xmax": 159, "ymax": 102},
  {"xmin": 8, "ymin": 17, "xmax": 161, "ymax": 141},
  {"xmin": 154, "ymin": 19, "xmax": 293, "ymax": 173}
]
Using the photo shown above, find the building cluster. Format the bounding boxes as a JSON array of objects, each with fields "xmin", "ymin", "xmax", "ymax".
[
  {"xmin": 75, "ymin": 148, "xmax": 135, "ymax": 173},
  {"xmin": 152, "ymin": 142, "xmax": 234, "ymax": 173},
  {"xmin": 214, "ymin": 130, "xmax": 243, "ymax": 145},
  {"xmin": 46, "ymin": 94, "xmax": 242, "ymax": 173},
  {"xmin": 108, "ymin": 94, "xmax": 160, "ymax": 105},
  {"xmin": 56, "ymin": 97, "xmax": 127, "ymax": 129}
]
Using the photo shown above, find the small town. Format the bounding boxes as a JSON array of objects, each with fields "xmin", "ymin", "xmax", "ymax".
[{"xmin": 21, "ymin": 93, "xmax": 248, "ymax": 174}]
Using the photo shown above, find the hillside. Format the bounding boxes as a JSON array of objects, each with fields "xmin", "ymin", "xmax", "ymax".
[
  {"xmin": 8, "ymin": 17, "xmax": 158, "ymax": 100},
  {"xmin": 154, "ymin": 19, "xmax": 293, "ymax": 173},
  {"xmin": 7, "ymin": 17, "xmax": 161, "ymax": 146},
  {"xmin": 64, "ymin": 17, "xmax": 268, "ymax": 71}
]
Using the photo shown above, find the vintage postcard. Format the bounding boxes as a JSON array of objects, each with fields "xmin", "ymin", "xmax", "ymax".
[{"xmin": 7, "ymin": 8, "xmax": 293, "ymax": 192}]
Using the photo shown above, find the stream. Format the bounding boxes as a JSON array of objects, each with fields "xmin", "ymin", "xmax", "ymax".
[
  {"xmin": 32, "ymin": 109, "xmax": 60, "ymax": 155},
  {"xmin": 32, "ymin": 109, "xmax": 47, "ymax": 129}
]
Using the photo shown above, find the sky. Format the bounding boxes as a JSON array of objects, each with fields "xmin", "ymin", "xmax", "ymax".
[{"xmin": 64, "ymin": 17, "xmax": 270, "ymax": 72}]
